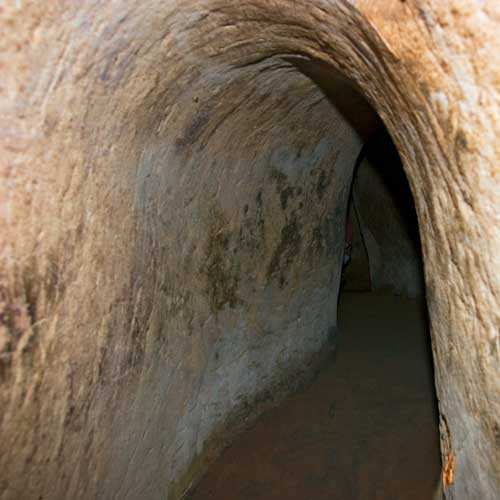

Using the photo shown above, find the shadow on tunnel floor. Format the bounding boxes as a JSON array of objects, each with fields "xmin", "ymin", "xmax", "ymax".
[{"xmin": 187, "ymin": 292, "xmax": 441, "ymax": 500}]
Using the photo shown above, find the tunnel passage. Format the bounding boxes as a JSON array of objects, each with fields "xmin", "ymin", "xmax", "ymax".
[
  {"xmin": 187, "ymin": 122, "xmax": 442, "ymax": 500},
  {"xmin": 1, "ymin": 2, "xmax": 499, "ymax": 500},
  {"xmin": 344, "ymin": 129, "xmax": 425, "ymax": 298}
]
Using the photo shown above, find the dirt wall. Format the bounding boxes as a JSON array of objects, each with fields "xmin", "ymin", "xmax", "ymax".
[{"xmin": 1, "ymin": 2, "xmax": 499, "ymax": 499}]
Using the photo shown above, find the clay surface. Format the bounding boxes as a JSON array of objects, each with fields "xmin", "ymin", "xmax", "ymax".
[{"xmin": 0, "ymin": 1, "xmax": 499, "ymax": 499}]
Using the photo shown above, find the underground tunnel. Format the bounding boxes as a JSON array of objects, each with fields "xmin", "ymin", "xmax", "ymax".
[
  {"xmin": 0, "ymin": 2, "xmax": 499, "ymax": 500},
  {"xmin": 186, "ymin": 128, "xmax": 442, "ymax": 500}
]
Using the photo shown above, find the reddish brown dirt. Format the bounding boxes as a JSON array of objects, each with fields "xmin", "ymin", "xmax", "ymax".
[{"xmin": 188, "ymin": 293, "xmax": 441, "ymax": 500}]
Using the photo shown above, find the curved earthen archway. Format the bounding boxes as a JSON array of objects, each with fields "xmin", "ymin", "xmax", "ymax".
[{"xmin": 1, "ymin": 1, "xmax": 498, "ymax": 499}]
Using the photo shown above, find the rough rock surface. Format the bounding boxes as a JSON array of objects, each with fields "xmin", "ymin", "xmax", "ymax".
[{"xmin": 0, "ymin": 1, "xmax": 499, "ymax": 500}]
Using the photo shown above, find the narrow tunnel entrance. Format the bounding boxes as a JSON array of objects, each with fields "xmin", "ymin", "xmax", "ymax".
[{"xmin": 187, "ymin": 116, "xmax": 441, "ymax": 499}]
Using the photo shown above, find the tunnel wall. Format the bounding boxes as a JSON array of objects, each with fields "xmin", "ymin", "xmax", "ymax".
[
  {"xmin": 0, "ymin": 4, "xmax": 365, "ymax": 499},
  {"xmin": 1, "ymin": 1, "xmax": 499, "ymax": 500}
]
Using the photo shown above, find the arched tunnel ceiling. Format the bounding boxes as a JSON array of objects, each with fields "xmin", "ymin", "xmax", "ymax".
[{"xmin": 0, "ymin": 1, "xmax": 499, "ymax": 499}]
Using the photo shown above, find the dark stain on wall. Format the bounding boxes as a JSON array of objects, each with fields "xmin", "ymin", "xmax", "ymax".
[
  {"xmin": 280, "ymin": 186, "xmax": 294, "ymax": 210},
  {"xmin": 315, "ymin": 166, "xmax": 334, "ymax": 200},
  {"xmin": 269, "ymin": 168, "xmax": 295, "ymax": 210},
  {"xmin": 266, "ymin": 215, "xmax": 302, "ymax": 288},
  {"xmin": 203, "ymin": 210, "xmax": 241, "ymax": 314},
  {"xmin": 239, "ymin": 190, "xmax": 266, "ymax": 252},
  {"xmin": 310, "ymin": 224, "xmax": 325, "ymax": 254}
]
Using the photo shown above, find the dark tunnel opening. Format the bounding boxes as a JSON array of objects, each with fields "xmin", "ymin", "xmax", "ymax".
[{"xmin": 342, "ymin": 127, "xmax": 425, "ymax": 297}]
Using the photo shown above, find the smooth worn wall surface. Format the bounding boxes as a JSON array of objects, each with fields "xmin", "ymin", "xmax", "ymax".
[{"xmin": 1, "ymin": 1, "xmax": 499, "ymax": 499}]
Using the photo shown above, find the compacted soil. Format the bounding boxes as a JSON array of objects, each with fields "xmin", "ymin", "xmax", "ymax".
[{"xmin": 189, "ymin": 292, "xmax": 441, "ymax": 500}]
